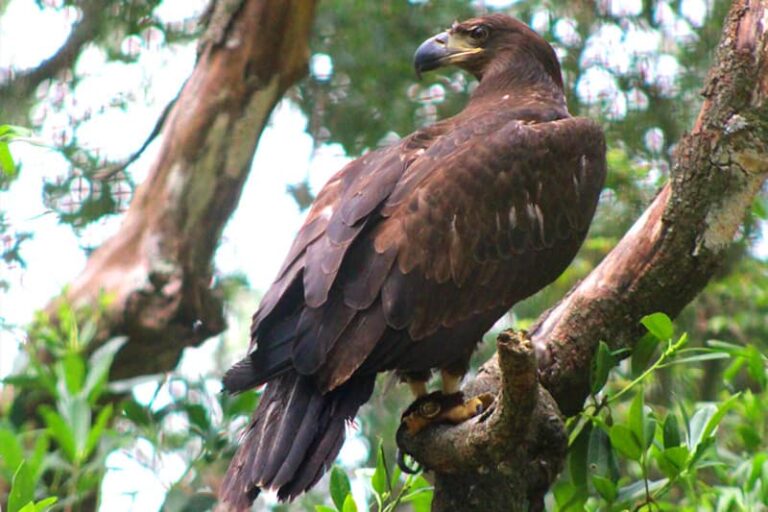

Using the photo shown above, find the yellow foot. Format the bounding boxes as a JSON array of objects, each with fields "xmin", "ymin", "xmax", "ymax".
[{"xmin": 401, "ymin": 391, "xmax": 495, "ymax": 434}]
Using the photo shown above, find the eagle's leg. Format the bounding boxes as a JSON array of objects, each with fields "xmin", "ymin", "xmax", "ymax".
[
  {"xmin": 403, "ymin": 370, "xmax": 431, "ymax": 398},
  {"xmin": 440, "ymin": 368, "xmax": 463, "ymax": 394},
  {"xmin": 438, "ymin": 364, "xmax": 494, "ymax": 425},
  {"xmin": 400, "ymin": 361, "xmax": 494, "ymax": 435}
]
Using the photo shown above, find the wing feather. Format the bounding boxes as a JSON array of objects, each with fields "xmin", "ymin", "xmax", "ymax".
[
  {"xmin": 372, "ymin": 117, "xmax": 606, "ymax": 344},
  {"xmin": 245, "ymin": 111, "xmax": 605, "ymax": 394}
]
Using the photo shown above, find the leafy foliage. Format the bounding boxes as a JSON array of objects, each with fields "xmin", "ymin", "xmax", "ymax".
[
  {"xmin": 555, "ymin": 313, "xmax": 768, "ymax": 511},
  {"xmin": 316, "ymin": 441, "xmax": 433, "ymax": 512},
  {"xmin": 0, "ymin": 299, "xmax": 123, "ymax": 510},
  {"xmin": 0, "ymin": 125, "xmax": 33, "ymax": 183},
  {"xmin": 0, "ymin": 124, "xmax": 34, "ymax": 291},
  {"xmin": 1, "ymin": 0, "xmax": 767, "ymax": 511}
]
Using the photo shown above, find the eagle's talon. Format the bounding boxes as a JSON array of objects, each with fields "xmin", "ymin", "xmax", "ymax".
[
  {"xmin": 418, "ymin": 399, "xmax": 442, "ymax": 418},
  {"xmin": 443, "ymin": 391, "xmax": 494, "ymax": 424},
  {"xmin": 397, "ymin": 448, "xmax": 421, "ymax": 475},
  {"xmin": 476, "ymin": 392, "xmax": 497, "ymax": 421},
  {"xmin": 401, "ymin": 391, "xmax": 496, "ymax": 434}
]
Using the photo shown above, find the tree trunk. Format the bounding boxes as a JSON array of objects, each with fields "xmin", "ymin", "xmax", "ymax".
[
  {"xmin": 398, "ymin": 1, "xmax": 768, "ymax": 509},
  {"xmin": 50, "ymin": 0, "xmax": 318, "ymax": 378}
]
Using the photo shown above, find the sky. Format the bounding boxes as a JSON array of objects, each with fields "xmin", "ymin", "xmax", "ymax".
[{"xmin": 0, "ymin": 0, "xmax": 749, "ymax": 510}]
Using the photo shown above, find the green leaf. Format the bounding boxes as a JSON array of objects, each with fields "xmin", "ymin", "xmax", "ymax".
[
  {"xmin": 552, "ymin": 481, "xmax": 588, "ymax": 511},
  {"xmin": 643, "ymin": 416, "xmax": 657, "ymax": 451},
  {"xmin": 0, "ymin": 142, "xmax": 16, "ymax": 177},
  {"xmin": 85, "ymin": 403, "xmax": 113, "ymax": 459},
  {"xmin": 631, "ymin": 334, "xmax": 660, "ymax": 377},
  {"xmin": 687, "ymin": 404, "xmax": 717, "ymax": 452},
  {"xmin": 568, "ymin": 421, "xmax": 591, "ymax": 487},
  {"xmin": 18, "ymin": 497, "xmax": 58, "ymax": 512},
  {"xmin": 616, "ymin": 478, "xmax": 668, "ymax": 505},
  {"xmin": 641, "ymin": 313, "xmax": 674, "ymax": 340},
  {"xmin": 744, "ymin": 345, "xmax": 766, "ymax": 388},
  {"xmin": 184, "ymin": 404, "xmax": 210, "ymax": 432},
  {"xmin": 84, "ymin": 337, "xmax": 127, "ymax": 402},
  {"xmin": 660, "ymin": 352, "xmax": 731, "ymax": 367},
  {"xmin": 342, "ymin": 494, "xmax": 357, "ymax": 512},
  {"xmin": 329, "ymin": 466, "xmax": 351, "ymax": 511},
  {"xmin": 588, "ymin": 425, "xmax": 619, "ymax": 480},
  {"xmin": 61, "ymin": 353, "xmax": 86, "ymax": 395},
  {"xmin": 221, "ymin": 390, "xmax": 258, "ymax": 417},
  {"xmin": 400, "ymin": 475, "xmax": 433, "ymax": 512},
  {"xmin": 40, "ymin": 406, "xmax": 77, "ymax": 463},
  {"xmin": 723, "ymin": 356, "xmax": 746, "ymax": 384},
  {"xmin": 752, "ymin": 195, "xmax": 768, "ymax": 219},
  {"xmin": 315, "ymin": 506, "xmax": 337, "ymax": 512},
  {"xmin": 371, "ymin": 440, "xmax": 388, "ymax": 496},
  {"xmin": 748, "ymin": 452, "xmax": 768, "ymax": 488},
  {"xmin": 656, "ymin": 446, "xmax": 689, "ymax": 479},
  {"xmin": 8, "ymin": 461, "xmax": 34, "ymax": 512},
  {"xmin": 590, "ymin": 341, "xmax": 615, "ymax": 394},
  {"xmin": 738, "ymin": 424, "xmax": 762, "ymax": 450},
  {"xmin": 77, "ymin": 318, "xmax": 99, "ymax": 347},
  {"xmin": 0, "ymin": 426, "xmax": 24, "ymax": 476},
  {"xmin": 701, "ymin": 393, "xmax": 740, "ymax": 442},
  {"xmin": 663, "ymin": 413, "xmax": 681, "ymax": 449},
  {"xmin": 389, "ymin": 463, "xmax": 402, "ymax": 489},
  {"xmin": 592, "ymin": 475, "xmax": 617, "ymax": 502},
  {"xmin": 29, "ymin": 434, "xmax": 50, "ymax": 483},
  {"xmin": 628, "ymin": 390, "xmax": 646, "ymax": 450},
  {"xmin": 66, "ymin": 396, "xmax": 92, "ymax": 463},
  {"xmin": 35, "ymin": 497, "xmax": 58, "ymax": 511},
  {"xmin": 609, "ymin": 424, "xmax": 642, "ymax": 461},
  {"xmin": 122, "ymin": 399, "xmax": 151, "ymax": 426},
  {"xmin": 0, "ymin": 124, "xmax": 33, "ymax": 140}
]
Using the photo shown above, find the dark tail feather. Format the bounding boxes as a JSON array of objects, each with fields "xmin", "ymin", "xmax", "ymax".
[
  {"xmin": 222, "ymin": 357, "xmax": 261, "ymax": 392},
  {"xmin": 221, "ymin": 371, "xmax": 376, "ymax": 510},
  {"xmin": 223, "ymin": 313, "xmax": 300, "ymax": 393}
]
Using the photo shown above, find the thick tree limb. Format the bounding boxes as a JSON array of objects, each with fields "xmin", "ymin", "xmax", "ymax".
[
  {"xmin": 399, "ymin": 1, "xmax": 768, "ymax": 509},
  {"xmin": 536, "ymin": 0, "xmax": 768, "ymax": 411},
  {"xmin": 55, "ymin": 0, "xmax": 318, "ymax": 378}
]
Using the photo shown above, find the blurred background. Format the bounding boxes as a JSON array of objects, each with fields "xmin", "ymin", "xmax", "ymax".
[{"xmin": 1, "ymin": 0, "xmax": 767, "ymax": 511}]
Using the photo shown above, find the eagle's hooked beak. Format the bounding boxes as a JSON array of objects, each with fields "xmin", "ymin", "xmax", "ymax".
[{"xmin": 413, "ymin": 30, "xmax": 483, "ymax": 79}]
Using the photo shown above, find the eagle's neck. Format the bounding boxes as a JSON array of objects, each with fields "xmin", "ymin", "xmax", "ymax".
[{"xmin": 469, "ymin": 51, "xmax": 567, "ymax": 112}]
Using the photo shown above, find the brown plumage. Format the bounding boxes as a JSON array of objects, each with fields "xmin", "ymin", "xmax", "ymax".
[{"xmin": 221, "ymin": 13, "xmax": 606, "ymax": 508}]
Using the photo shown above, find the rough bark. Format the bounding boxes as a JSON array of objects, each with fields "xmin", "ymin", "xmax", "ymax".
[
  {"xmin": 398, "ymin": 1, "xmax": 768, "ymax": 510},
  {"xmin": 397, "ymin": 331, "xmax": 567, "ymax": 512},
  {"xmin": 52, "ymin": 0, "xmax": 318, "ymax": 378}
]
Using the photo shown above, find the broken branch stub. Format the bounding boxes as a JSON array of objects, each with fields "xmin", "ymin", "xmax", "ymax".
[{"xmin": 397, "ymin": 330, "xmax": 567, "ymax": 512}]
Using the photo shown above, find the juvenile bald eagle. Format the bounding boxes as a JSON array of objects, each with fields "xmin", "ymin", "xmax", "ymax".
[{"xmin": 221, "ymin": 14, "xmax": 605, "ymax": 508}]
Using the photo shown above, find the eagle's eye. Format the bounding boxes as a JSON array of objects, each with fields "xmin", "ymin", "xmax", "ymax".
[{"xmin": 470, "ymin": 25, "xmax": 489, "ymax": 43}]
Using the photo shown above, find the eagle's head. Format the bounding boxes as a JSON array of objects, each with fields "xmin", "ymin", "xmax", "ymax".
[{"xmin": 413, "ymin": 14, "xmax": 563, "ymax": 90}]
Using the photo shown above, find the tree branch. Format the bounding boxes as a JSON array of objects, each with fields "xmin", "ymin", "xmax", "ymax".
[
  {"xmin": 50, "ymin": 0, "xmax": 318, "ymax": 378},
  {"xmin": 0, "ymin": 0, "xmax": 104, "ymax": 123},
  {"xmin": 398, "ymin": 1, "xmax": 768, "ymax": 509},
  {"xmin": 536, "ymin": 0, "xmax": 768, "ymax": 412},
  {"xmin": 398, "ymin": 331, "xmax": 567, "ymax": 512}
]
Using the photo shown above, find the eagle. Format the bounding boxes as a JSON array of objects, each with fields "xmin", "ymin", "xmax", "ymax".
[{"xmin": 221, "ymin": 13, "xmax": 605, "ymax": 509}]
